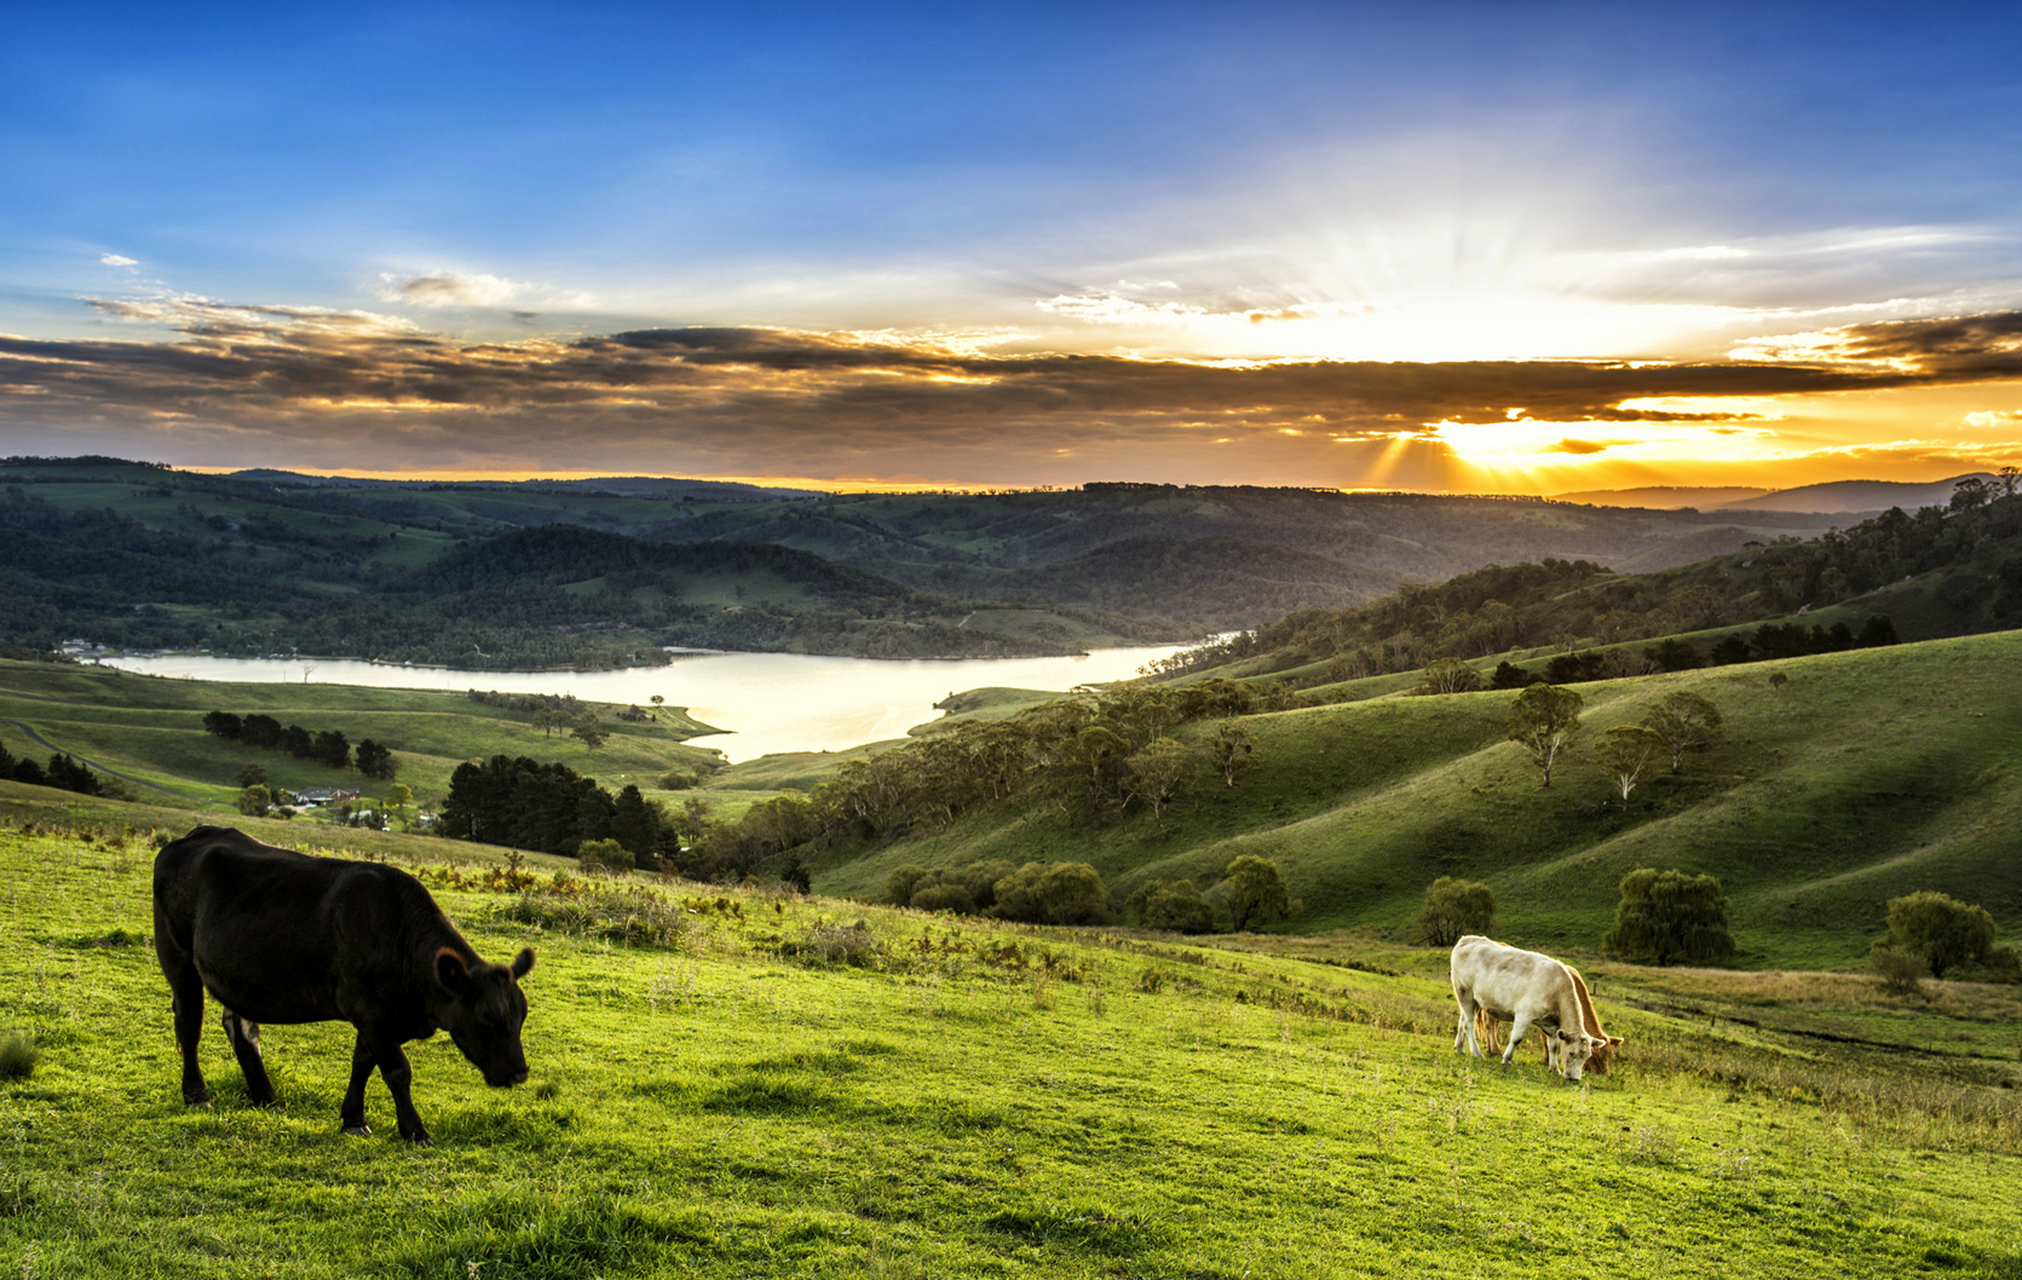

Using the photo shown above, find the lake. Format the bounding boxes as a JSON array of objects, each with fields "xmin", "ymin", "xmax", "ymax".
[{"xmin": 99, "ymin": 644, "xmax": 1194, "ymax": 762}]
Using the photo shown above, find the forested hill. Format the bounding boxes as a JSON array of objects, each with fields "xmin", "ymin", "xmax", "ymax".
[
  {"xmin": 638, "ymin": 484, "xmax": 1849, "ymax": 624},
  {"xmin": 0, "ymin": 458, "xmax": 1180, "ymax": 665},
  {"xmin": 1153, "ymin": 484, "xmax": 2022, "ymax": 684}
]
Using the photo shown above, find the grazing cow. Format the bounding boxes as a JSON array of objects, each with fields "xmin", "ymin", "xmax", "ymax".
[
  {"xmin": 1449, "ymin": 935, "xmax": 1599, "ymax": 1080},
  {"xmin": 153, "ymin": 825, "xmax": 536, "ymax": 1144},
  {"xmin": 1544, "ymin": 965, "xmax": 1623, "ymax": 1075}
]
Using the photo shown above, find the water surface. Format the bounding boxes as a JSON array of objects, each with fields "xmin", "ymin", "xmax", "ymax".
[{"xmin": 101, "ymin": 645, "xmax": 1190, "ymax": 762}]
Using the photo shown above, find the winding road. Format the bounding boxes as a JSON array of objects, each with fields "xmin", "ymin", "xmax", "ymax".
[{"xmin": 1, "ymin": 716, "xmax": 222, "ymax": 807}]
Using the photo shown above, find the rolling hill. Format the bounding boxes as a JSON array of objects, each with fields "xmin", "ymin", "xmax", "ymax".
[{"xmin": 806, "ymin": 630, "xmax": 2022, "ymax": 972}]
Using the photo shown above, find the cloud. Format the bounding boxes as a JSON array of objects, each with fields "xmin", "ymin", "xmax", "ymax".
[
  {"xmin": 376, "ymin": 271, "xmax": 592, "ymax": 314},
  {"xmin": 9, "ymin": 300, "xmax": 2022, "ymax": 483},
  {"xmin": 99, "ymin": 253, "xmax": 138, "ymax": 268}
]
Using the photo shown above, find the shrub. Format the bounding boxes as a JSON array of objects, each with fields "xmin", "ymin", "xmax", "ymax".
[
  {"xmin": 0, "ymin": 1032, "xmax": 36, "ymax": 1080},
  {"xmin": 910, "ymin": 882, "xmax": 977, "ymax": 915},
  {"xmin": 1869, "ymin": 943, "xmax": 1928, "ymax": 995},
  {"xmin": 579, "ymin": 838, "xmax": 635, "ymax": 874},
  {"xmin": 886, "ymin": 864, "xmax": 930, "ymax": 907},
  {"xmin": 493, "ymin": 889, "xmax": 682, "ymax": 948},
  {"xmin": 782, "ymin": 922, "xmax": 888, "ymax": 969},
  {"xmin": 1604, "ymin": 868, "xmax": 1735, "ymax": 966},
  {"xmin": 1414, "ymin": 876, "xmax": 1496, "ymax": 947},
  {"xmin": 657, "ymin": 770, "xmax": 699, "ymax": 790},
  {"xmin": 1880, "ymin": 891, "xmax": 1997, "ymax": 979},
  {"xmin": 992, "ymin": 861, "xmax": 1112, "ymax": 926},
  {"xmin": 960, "ymin": 859, "xmax": 1016, "ymax": 911},
  {"xmin": 1221, "ymin": 855, "xmax": 1293, "ymax": 932},
  {"xmin": 1127, "ymin": 879, "xmax": 1216, "ymax": 934}
]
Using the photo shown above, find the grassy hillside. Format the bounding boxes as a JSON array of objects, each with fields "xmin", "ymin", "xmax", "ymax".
[
  {"xmin": 0, "ymin": 659, "xmax": 723, "ymax": 810},
  {"xmin": 3, "ymin": 820, "xmax": 2019, "ymax": 1277},
  {"xmin": 812, "ymin": 631, "xmax": 2022, "ymax": 972}
]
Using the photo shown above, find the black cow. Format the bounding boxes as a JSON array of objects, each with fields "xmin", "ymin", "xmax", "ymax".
[{"xmin": 152, "ymin": 825, "xmax": 535, "ymax": 1144}]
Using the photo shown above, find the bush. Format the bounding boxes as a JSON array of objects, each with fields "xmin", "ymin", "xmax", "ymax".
[
  {"xmin": 782, "ymin": 922, "xmax": 888, "ymax": 968},
  {"xmin": 1603, "ymin": 868, "xmax": 1735, "ymax": 966},
  {"xmin": 1221, "ymin": 855, "xmax": 1293, "ymax": 932},
  {"xmin": 1414, "ymin": 876, "xmax": 1496, "ymax": 947},
  {"xmin": 0, "ymin": 1032, "xmax": 36, "ymax": 1080},
  {"xmin": 657, "ymin": 770, "xmax": 699, "ymax": 790},
  {"xmin": 1131, "ymin": 879, "xmax": 1216, "ymax": 934},
  {"xmin": 910, "ymin": 881, "xmax": 977, "ymax": 915},
  {"xmin": 1869, "ymin": 943, "xmax": 1928, "ymax": 995},
  {"xmin": 578, "ymin": 837, "xmax": 635, "ymax": 874},
  {"xmin": 992, "ymin": 861, "xmax": 1112, "ymax": 926},
  {"xmin": 1879, "ymin": 891, "xmax": 1997, "ymax": 979},
  {"xmin": 886, "ymin": 864, "xmax": 930, "ymax": 907}
]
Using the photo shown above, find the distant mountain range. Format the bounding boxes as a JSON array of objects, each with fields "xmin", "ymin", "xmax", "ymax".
[
  {"xmin": 230, "ymin": 469, "xmax": 828, "ymax": 502},
  {"xmin": 1553, "ymin": 473, "xmax": 1998, "ymax": 514}
]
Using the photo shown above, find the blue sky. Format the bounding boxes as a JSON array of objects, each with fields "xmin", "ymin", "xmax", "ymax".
[{"xmin": 5, "ymin": 2, "xmax": 2022, "ymax": 489}]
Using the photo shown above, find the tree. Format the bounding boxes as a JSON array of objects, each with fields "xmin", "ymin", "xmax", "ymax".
[
  {"xmin": 1640, "ymin": 691, "xmax": 1725, "ymax": 774},
  {"xmin": 382, "ymin": 782, "xmax": 414, "ymax": 825},
  {"xmin": 1413, "ymin": 876, "xmax": 1496, "ymax": 947},
  {"xmin": 1604, "ymin": 868, "xmax": 1735, "ymax": 966},
  {"xmin": 1488, "ymin": 661, "xmax": 1533, "ymax": 690},
  {"xmin": 1593, "ymin": 724, "xmax": 1665, "ymax": 809},
  {"xmin": 202, "ymin": 711, "xmax": 244, "ymax": 740},
  {"xmin": 1507, "ymin": 683, "xmax": 1584, "ymax": 788},
  {"xmin": 1223, "ymin": 855, "xmax": 1291, "ymax": 932},
  {"xmin": 45, "ymin": 755, "xmax": 102, "ymax": 797},
  {"xmin": 1124, "ymin": 737, "xmax": 1196, "ymax": 819},
  {"xmin": 886, "ymin": 864, "xmax": 931, "ymax": 906},
  {"xmin": 1415, "ymin": 657, "xmax": 1483, "ymax": 695},
  {"xmin": 1127, "ymin": 879, "xmax": 1216, "ymax": 934},
  {"xmin": 1204, "ymin": 720, "xmax": 1257, "ymax": 788},
  {"xmin": 609, "ymin": 784, "xmax": 661, "ymax": 861},
  {"xmin": 1767, "ymin": 670, "xmax": 1789, "ymax": 693},
  {"xmin": 236, "ymin": 762, "xmax": 268, "ymax": 789},
  {"xmin": 1879, "ymin": 891, "xmax": 1997, "ymax": 979},
  {"xmin": 571, "ymin": 711, "xmax": 609, "ymax": 751},
  {"xmin": 235, "ymin": 785, "xmax": 274, "ymax": 817},
  {"xmin": 356, "ymin": 739, "xmax": 397, "ymax": 781},
  {"xmin": 313, "ymin": 729, "xmax": 351, "ymax": 770}
]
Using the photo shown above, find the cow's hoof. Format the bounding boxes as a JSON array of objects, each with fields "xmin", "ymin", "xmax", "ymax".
[
  {"xmin": 342, "ymin": 1124, "xmax": 372, "ymax": 1137},
  {"xmin": 401, "ymin": 1131, "xmax": 433, "ymax": 1147},
  {"xmin": 183, "ymin": 1091, "xmax": 211, "ymax": 1107}
]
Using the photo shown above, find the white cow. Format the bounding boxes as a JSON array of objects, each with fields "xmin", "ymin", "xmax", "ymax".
[{"xmin": 1449, "ymin": 935, "xmax": 1599, "ymax": 1080}]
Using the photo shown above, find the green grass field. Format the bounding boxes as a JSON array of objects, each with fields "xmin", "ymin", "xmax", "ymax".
[
  {"xmin": 0, "ymin": 660, "xmax": 723, "ymax": 810},
  {"xmin": 2, "ymin": 820, "xmax": 2019, "ymax": 1278}
]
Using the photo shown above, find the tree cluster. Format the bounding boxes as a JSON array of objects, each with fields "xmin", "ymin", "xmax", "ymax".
[
  {"xmin": 202, "ymin": 711, "xmax": 397, "ymax": 779},
  {"xmin": 0, "ymin": 741, "xmax": 106, "ymax": 797}
]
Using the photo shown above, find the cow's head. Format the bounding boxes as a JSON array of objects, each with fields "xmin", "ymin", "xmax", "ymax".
[
  {"xmin": 1552, "ymin": 1025, "xmax": 1599, "ymax": 1081},
  {"xmin": 434, "ymin": 946, "xmax": 535, "ymax": 1087}
]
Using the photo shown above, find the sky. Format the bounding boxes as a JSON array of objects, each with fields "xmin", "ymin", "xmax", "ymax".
[{"xmin": 5, "ymin": 1, "xmax": 2022, "ymax": 494}]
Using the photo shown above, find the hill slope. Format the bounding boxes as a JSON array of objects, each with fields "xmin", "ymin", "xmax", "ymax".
[{"xmin": 810, "ymin": 631, "xmax": 2022, "ymax": 971}]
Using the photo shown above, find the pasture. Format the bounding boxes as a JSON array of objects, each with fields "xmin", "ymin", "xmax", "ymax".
[{"xmin": 3, "ymin": 819, "xmax": 2020, "ymax": 1278}]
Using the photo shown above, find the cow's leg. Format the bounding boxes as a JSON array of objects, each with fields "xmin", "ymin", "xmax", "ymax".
[
  {"xmin": 364, "ymin": 1033, "xmax": 431, "ymax": 1145},
  {"xmin": 220, "ymin": 1009, "xmax": 278, "ymax": 1106},
  {"xmin": 156, "ymin": 944, "xmax": 210, "ymax": 1105},
  {"xmin": 1453, "ymin": 988, "xmax": 1480, "ymax": 1056},
  {"xmin": 340, "ymin": 1031, "xmax": 375, "ymax": 1137},
  {"xmin": 1502, "ymin": 1012, "xmax": 1533, "ymax": 1066}
]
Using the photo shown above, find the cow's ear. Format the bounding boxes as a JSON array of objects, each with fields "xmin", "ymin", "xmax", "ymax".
[
  {"xmin": 435, "ymin": 947, "xmax": 472, "ymax": 996},
  {"xmin": 511, "ymin": 947, "xmax": 535, "ymax": 980},
  {"xmin": 1609, "ymin": 1036, "xmax": 1624, "ymax": 1048}
]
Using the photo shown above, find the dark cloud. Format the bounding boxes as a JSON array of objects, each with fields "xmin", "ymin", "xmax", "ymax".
[{"xmin": 6, "ymin": 305, "xmax": 2022, "ymax": 481}]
